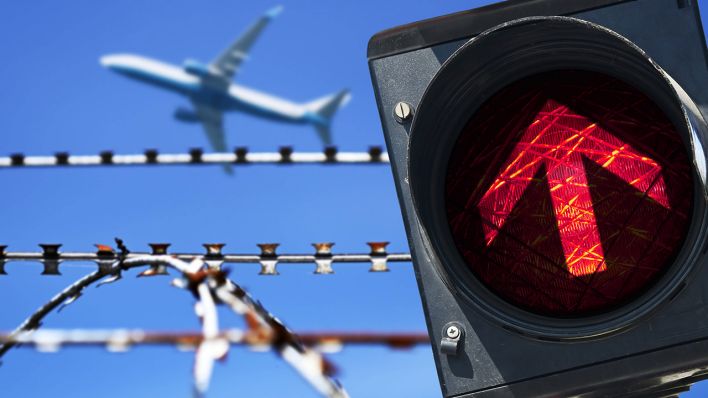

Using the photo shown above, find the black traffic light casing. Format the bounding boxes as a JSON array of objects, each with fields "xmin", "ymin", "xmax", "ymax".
[{"xmin": 369, "ymin": 0, "xmax": 708, "ymax": 396}]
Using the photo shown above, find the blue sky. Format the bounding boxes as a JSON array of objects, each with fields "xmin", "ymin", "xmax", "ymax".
[{"xmin": 0, "ymin": 1, "xmax": 707, "ymax": 397}]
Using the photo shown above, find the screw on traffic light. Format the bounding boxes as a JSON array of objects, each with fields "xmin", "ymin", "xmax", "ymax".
[{"xmin": 369, "ymin": 0, "xmax": 708, "ymax": 397}]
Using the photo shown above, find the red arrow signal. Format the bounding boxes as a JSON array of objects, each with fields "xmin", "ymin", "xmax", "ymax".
[
  {"xmin": 445, "ymin": 71, "xmax": 693, "ymax": 315},
  {"xmin": 478, "ymin": 99, "xmax": 670, "ymax": 277}
]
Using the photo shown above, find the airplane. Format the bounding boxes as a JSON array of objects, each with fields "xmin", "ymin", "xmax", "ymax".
[{"xmin": 100, "ymin": 5, "xmax": 350, "ymax": 173}]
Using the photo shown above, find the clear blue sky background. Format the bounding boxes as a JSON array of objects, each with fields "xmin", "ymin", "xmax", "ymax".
[{"xmin": 0, "ymin": 1, "xmax": 707, "ymax": 397}]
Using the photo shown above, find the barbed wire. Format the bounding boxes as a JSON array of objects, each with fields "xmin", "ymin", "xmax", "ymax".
[
  {"xmin": 0, "ymin": 242, "xmax": 411, "ymax": 276},
  {"xmin": 0, "ymin": 245, "xmax": 349, "ymax": 397},
  {"xmin": 0, "ymin": 146, "xmax": 389, "ymax": 168},
  {"xmin": 0, "ymin": 329, "xmax": 429, "ymax": 352}
]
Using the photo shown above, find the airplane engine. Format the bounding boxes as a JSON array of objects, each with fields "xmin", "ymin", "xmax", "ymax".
[
  {"xmin": 183, "ymin": 59, "xmax": 211, "ymax": 77},
  {"xmin": 173, "ymin": 107, "xmax": 200, "ymax": 123}
]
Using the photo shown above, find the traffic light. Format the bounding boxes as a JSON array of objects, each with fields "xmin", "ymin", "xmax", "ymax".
[{"xmin": 369, "ymin": 0, "xmax": 708, "ymax": 396}]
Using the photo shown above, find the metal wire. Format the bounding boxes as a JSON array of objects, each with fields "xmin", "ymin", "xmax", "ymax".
[
  {"xmin": 0, "ymin": 242, "xmax": 411, "ymax": 275},
  {"xmin": 0, "ymin": 252, "xmax": 350, "ymax": 397},
  {"xmin": 0, "ymin": 329, "xmax": 430, "ymax": 351},
  {"xmin": 0, "ymin": 147, "xmax": 389, "ymax": 168},
  {"xmin": 0, "ymin": 240, "xmax": 413, "ymax": 396}
]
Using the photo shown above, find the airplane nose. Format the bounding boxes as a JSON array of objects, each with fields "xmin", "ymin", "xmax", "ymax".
[
  {"xmin": 99, "ymin": 54, "xmax": 140, "ymax": 75},
  {"xmin": 100, "ymin": 54, "xmax": 138, "ymax": 70},
  {"xmin": 99, "ymin": 55, "xmax": 119, "ymax": 68}
]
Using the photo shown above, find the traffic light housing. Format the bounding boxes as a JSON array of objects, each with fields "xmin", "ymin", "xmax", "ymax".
[{"xmin": 369, "ymin": 0, "xmax": 708, "ymax": 396}]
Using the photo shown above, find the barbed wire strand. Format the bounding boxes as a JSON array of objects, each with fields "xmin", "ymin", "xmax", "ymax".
[
  {"xmin": 0, "ymin": 270, "xmax": 105, "ymax": 357},
  {"xmin": 0, "ymin": 242, "xmax": 348, "ymax": 397},
  {"xmin": 193, "ymin": 275, "xmax": 227, "ymax": 397},
  {"xmin": 206, "ymin": 263, "xmax": 347, "ymax": 398},
  {"xmin": 0, "ymin": 329, "xmax": 430, "ymax": 351},
  {"xmin": 0, "ymin": 242, "xmax": 410, "ymax": 276},
  {"xmin": 0, "ymin": 147, "xmax": 389, "ymax": 168}
]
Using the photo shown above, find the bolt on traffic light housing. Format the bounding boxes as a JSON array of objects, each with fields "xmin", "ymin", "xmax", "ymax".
[{"xmin": 369, "ymin": 0, "xmax": 708, "ymax": 397}]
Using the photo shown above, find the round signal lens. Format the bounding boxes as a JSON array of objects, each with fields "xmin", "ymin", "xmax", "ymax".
[{"xmin": 445, "ymin": 70, "xmax": 694, "ymax": 317}]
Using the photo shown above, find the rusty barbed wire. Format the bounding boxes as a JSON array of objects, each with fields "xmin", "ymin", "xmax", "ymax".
[
  {"xmin": 0, "ymin": 243, "xmax": 350, "ymax": 397},
  {"xmin": 0, "ymin": 329, "xmax": 430, "ymax": 351},
  {"xmin": 192, "ymin": 274, "xmax": 226, "ymax": 396},
  {"xmin": 0, "ymin": 242, "xmax": 411, "ymax": 276},
  {"xmin": 0, "ymin": 146, "xmax": 389, "ymax": 168}
]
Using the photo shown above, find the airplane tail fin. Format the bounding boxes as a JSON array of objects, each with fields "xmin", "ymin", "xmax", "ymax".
[{"xmin": 305, "ymin": 89, "xmax": 351, "ymax": 145}]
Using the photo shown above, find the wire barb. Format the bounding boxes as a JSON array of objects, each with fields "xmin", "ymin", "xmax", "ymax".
[
  {"xmin": 203, "ymin": 243, "xmax": 226, "ymax": 270},
  {"xmin": 368, "ymin": 242, "xmax": 391, "ymax": 272},
  {"xmin": 313, "ymin": 243, "xmax": 335, "ymax": 275},
  {"xmin": 0, "ymin": 245, "xmax": 8, "ymax": 275},
  {"xmin": 39, "ymin": 244, "xmax": 62, "ymax": 275},
  {"xmin": 137, "ymin": 243, "xmax": 170, "ymax": 277},
  {"xmin": 257, "ymin": 243, "xmax": 280, "ymax": 275}
]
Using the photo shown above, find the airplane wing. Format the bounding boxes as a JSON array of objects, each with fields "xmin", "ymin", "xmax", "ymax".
[
  {"xmin": 192, "ymin": 101, "xmax": 233, "ymax": 174},
  {"xmin": 209, "ymin": 6, "xmax": 283, "ymax": 80}
]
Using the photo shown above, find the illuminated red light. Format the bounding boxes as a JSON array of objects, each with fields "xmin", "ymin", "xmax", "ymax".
[{"xmin": 445, "ymin": 71, "xmax": 693, "ymax": 316}]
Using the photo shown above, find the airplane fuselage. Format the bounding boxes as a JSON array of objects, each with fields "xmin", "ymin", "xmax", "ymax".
[
  {"xmin": 99, "ymin": 5, "xmax": 349, "ymax": 163},
  {"xmin": 101, "ymin": 54, "xmax": 318, "ymax": 125}
]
